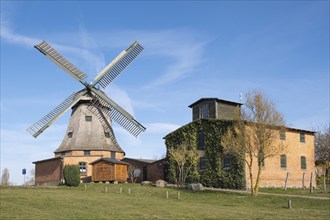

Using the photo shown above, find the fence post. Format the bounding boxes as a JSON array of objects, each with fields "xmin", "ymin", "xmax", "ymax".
[
  {"xmin": 302, "ymin": 172, "xmax": 305, "ymax": 189},
  {"xmin": 166, "ymin": 191, "xmax": 169, "ymax": 199},
  {"xmin": 105, "ymin": 187, "xmax": 108, "ymax": 193},
  {"xmin": 284, "ymin": 172, "xmax": 289, "ymax": 191},
  {"xmin": 120, "ymin": 187, "xmax": 122, "ymax": 194},
  {"xmin": 323, "ymin": 173, "xmax": 326, "ymax": 190},
  {"xmin": 84, "ymin": 184, "xmax": 87, "ymax": 191},
  {"xmin": 310, "ymin": 172, "xmax": 313, "ymax": 194},
  {"xmin": 177, "ymin": 192, "xmax": 180, "ymax": 199},
  {"xmin": 288, "ymin": 200, "xmax": 292, "ymax": 209},
  {"xmin": 128, "ymin": 188, "xmax": 131, "ymax": 195}
]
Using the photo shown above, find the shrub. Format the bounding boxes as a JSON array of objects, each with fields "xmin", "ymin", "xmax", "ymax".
[{"xmin": 63, "ymin": 165, "xmax": 80, "ymax": 187}]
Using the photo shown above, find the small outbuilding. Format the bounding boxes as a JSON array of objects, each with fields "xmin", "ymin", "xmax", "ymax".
[{"xmin": 90, "ymin": 158, "xmax": 128, "ymax": 182}]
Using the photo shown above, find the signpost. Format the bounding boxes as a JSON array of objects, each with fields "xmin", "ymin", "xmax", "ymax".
[{"xmin": 22, "ymin": 168, "xmax": 26, "ymax": 185}]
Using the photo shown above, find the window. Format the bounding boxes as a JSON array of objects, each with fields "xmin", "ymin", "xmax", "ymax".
[
  {"xmin": 300, "ymin": 133, "xmax": 305, "ymax": 143},
  {"xmin": 280, "ymin": 154, "xmax": 287, "ymax": 168},
  {"xmin": 67, "ymin": 132, "xmax": 73, "ymax": 138},
  {"xmin": 223, "ymin": 155, "xmax": 231, "ymax": 169},
  {"xmin": 105, "ymin": 132, "xmax": 110, "ymax": 138},
  {"xmin": 61, "ymin": 152, "xmax": 65, "ymax": 156},
  {"xmin": 85, "ymin": 116, "xmax": 92, "ymax": 122},
  {"xmin": 301, "ymin": 156, "xmax": 306, "ymax": 169},
  {"xmin": 79, "ymin": 162, "xmax": 87, "ymax": 175},
  {"xmin": 198, "ymin": 129, "xmax": 205, "ymax": 150},
  {"xmin": 111, "ymin": 152, "xmax": 116, "ymax": 159},
  {"xmin": 280, "ymin": 131, "xmax": 286, "ymax": 140},
  {"xmin": 84, "ymin": 150, "xmax": 90, "ymax": 156},
  {"xmin": 258, "ymin": 152, "xmax": 265, "ymax": 167},
  {"xmin": 199, "ymin": 104, "xmax": 209, "ymax": 119},
  {"xmin": 199, "ymin": 157, "xmax": 206, "ymax": 170}
]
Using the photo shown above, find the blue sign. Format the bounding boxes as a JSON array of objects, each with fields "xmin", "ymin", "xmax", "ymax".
[{"xmin": 22, "ymin": 169, "xmax": 26, "ymax": 175}]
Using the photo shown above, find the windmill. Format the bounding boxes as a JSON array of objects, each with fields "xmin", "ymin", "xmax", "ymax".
[{"xmin": 27, "ymin": 40, "xmax": 146, "ymax": 153}]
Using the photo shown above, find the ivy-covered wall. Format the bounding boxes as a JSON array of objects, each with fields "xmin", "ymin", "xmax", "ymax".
[{"xmin": 164, "ymin": 119, "xmax": 246, "ymax": 189}]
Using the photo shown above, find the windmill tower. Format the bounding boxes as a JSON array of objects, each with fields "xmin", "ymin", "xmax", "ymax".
[{"xmin": 28, "ymin": 40, "xmax": 145, "ymax": 184}]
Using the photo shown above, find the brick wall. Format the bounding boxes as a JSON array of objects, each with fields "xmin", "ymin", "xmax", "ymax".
[
  {"xmin": 246, "ymin": 130, "xmax": 316, "ymax": 188},
  {"xmin": 34, "ymin": 158, "xmax": 63, "ymax": 185}
]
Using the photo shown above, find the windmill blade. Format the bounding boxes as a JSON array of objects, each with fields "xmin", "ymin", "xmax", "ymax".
[
  {"xmin": 91, "ymin": 88, "xmax": 146, "ymax": 137},
  {"xmin": 92, "ymin": 41, "xmax": 143, "ymax": 88},
  {"xmin": 27, "ymin": 90, "xmax": 87, "ymax": 138},
  {"xmin": 35, "ymin": 40, "xmax": 87, "ymax": 82},
  {"xmin": 87, "ymin": 103, "xmax": 123, "ymax": 152}
]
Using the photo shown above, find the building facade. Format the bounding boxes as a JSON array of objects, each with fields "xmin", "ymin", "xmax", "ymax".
[{"xmin": 164, "ymin": 98, "xmax": 316, "ymax": 189}]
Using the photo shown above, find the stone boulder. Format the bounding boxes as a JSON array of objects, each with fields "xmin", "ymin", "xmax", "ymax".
[
  {"xmin": 187, "ymin": 183, "xmax": 205, "ymax": 191},
  {"xmin": 141, "ymin": 181, "xmax": 153, "ymax": 186},
  {"xmin": 155, "ymin": 179, "xmax": 167, "ymax": 188}
]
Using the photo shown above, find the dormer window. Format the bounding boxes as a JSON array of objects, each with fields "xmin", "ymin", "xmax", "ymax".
[
  {"xmin": 105, "ymin": 132, "xmax": 110, "ymax": 138},
  {"xmin": 199, "ymin": 104, "xmax": 209, "ymax": 119}
]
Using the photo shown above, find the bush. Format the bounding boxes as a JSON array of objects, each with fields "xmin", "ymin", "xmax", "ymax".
[{"xmin": 63, "ymin": 165, "xmax": 80, "ymax": 187}]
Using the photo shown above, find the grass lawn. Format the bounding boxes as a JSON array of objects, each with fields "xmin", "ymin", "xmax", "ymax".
[{"xmin": 1, "ymin": 184, "xmax": 329, "ymax": 219}]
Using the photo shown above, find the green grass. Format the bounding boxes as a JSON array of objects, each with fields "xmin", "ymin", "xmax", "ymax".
[
  {"xmin": 259, "ymin": 187, "xmax": 330, "ymax": 198},
  {"xmin": 1, "ymin": 184, "xmax": 329, "ymax": 219}
]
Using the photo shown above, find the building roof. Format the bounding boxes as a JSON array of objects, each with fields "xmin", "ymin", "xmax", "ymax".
[
  {"xmin": 89, "ymin": 158, "xmax": 129, "ymax": 165},
  {"xmin": 188, "ymin": 98, "xmax": 243, "ymax": 108},
  {"xmin": 33, "ymin": 157, "xmax": 63, "ymax": 164},
  {"xmin": 54, "ymin": 93, "xmax": 124, "ymax": 154},
  {"xmin": 122, "ymin": 157, "xmax": 166, "ymax": 164}
]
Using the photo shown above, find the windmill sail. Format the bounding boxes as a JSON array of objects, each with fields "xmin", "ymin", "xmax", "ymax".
[
  {"xmin": 27, "ymin": 90, "xmax": 87, "ymax": 138},
  {"xmin": 87, "ymin": 102, "xmax": 123, "ymax": 151},
  {"xmin": 35, "ymin": 41, "xmax": 87, "ymax": 82},
  {"xmin": 91, "ymin": 90, "xmax": 146, "ymax": 137},
  {"xmin": 93, "ymin": 41, "xmax": 143, "ymax": 88}
]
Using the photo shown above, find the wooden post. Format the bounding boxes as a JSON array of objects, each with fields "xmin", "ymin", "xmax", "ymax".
[
  {"xmin": 177, "ymin": 192, "xmax": 180, "ymax": 199},
  {"xmin": 288, "ymin": 200, "xmax": 292, "ymax": 209},
  {"xmin": 105, "ymin": 187, "xmax": 108, "ymax": 193},
  {"xmin": 128, "ymin": 188, "xmax": 131, "ymax": 195},
  {"xmin": 166, "ymin": 191, "xmax": 169, "ymax": 199},
  {"xmin": 120, "ymin": 187, "xmax": 122, "ymax": 194},
  {"xmin": 323, "ymin": 173, "xmax": 326, "ymax": 190},
  {"xmin": 84, "ymin": 184, "xmax": 87, "ymax": 191},
  {"xmin": 284, "ymin": 172, "xmax": 289, "ymax": 191},
  {"xmin": 310, "ymin": 172, "xmax": 313, "ymax": 194},
  {"xmin": 302, "ymin": 172, "xmax": 305, "ymax": 189}
]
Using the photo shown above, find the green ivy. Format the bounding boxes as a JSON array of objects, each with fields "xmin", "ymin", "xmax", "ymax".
[{"xmin": 165, "ymin": 119, "xmax": 245, "ymax": 189}]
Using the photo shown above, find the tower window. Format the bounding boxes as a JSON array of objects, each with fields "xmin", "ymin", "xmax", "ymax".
[
  {"xmin": 84, "ymin": 150, "xmax": 90, "ymax": 156},
  {"xmin": 280, "ymin": 131, "xmax": 286, "ymax": 140},
  {"xmin": 199, "ymin": 104, "xmax": 209, "ymax": 119},
  {"xmin": 85, "ymin": 116, "xmax": 92, "ymax": 122},
  {"xmin": 68, "ymin": 132, "xmax": 73, "ymax": 138},
  {"xmin": 105, "ymin": 132, "xmax": 110, "ymax": 138},
  {"xmin": 79, "ymin": 162, "xmax": 87, "ymax": 176},
  {"xmin": 111, "ymin": 152, "xmax": 116, "ymax": 159}
]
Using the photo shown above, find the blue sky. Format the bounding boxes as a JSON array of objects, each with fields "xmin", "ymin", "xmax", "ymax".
[{"xmin": 1, "ymin": 1, "xmax": 329, "ymax": 185}]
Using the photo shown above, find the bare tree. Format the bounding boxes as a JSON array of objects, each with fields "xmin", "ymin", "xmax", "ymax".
[
  {"xmin": 221, "ymin": 90, "xmax": 286, "ymax": 196},
  {"xmin": 127, "ymin": 164, "xmax": 138, "ymax": 183},
  {"xmin": 168, "ymin": 143, "xmax": 198, "ymax": 188},
  {"xmin": 1, "ymin": 168, "xmax": 10, "ymax": 186},
  {"xmin": 25, "ymin": 169, "xmax": 35, "ymax": 186},
  {"xmin": 315, "ymin": 125, "xmax": 330, "ymax": 175}
]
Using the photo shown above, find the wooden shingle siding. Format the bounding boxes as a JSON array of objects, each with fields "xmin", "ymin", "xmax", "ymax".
[{"xmin": 216, "ymin": 102, "xmax": 238, "ymax": 120}]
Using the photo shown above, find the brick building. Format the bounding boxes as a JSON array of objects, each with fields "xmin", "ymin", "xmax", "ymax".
[
  {"xmin": 164, "ymin": 98, "xmax": 316, "ymax": 188},
  {"xmin": 122, "ymin": 158, "xmax": 167, "ymax": 183}
]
